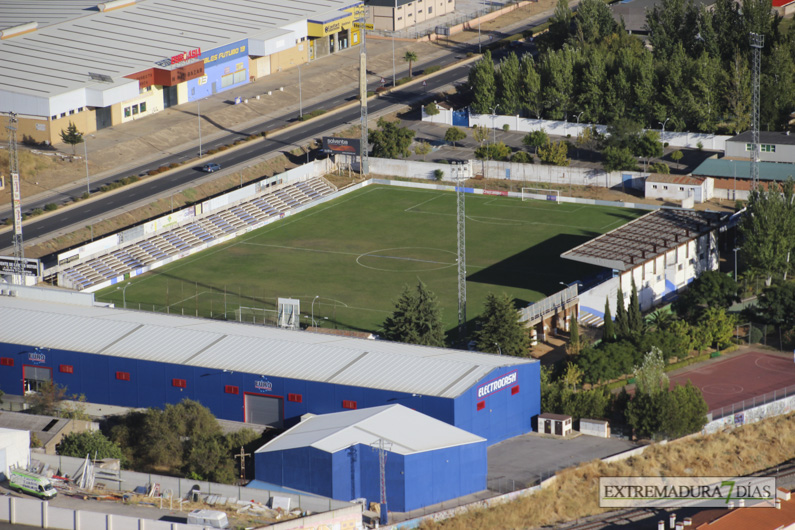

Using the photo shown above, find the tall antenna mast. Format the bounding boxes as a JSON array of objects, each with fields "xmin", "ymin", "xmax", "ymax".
[
  {"xmin": 455, "ymin": 163, "xmax": 467, "ymax": 341},
  {"xmin": 6, "ymin": 113, "xmax": 25, "ymax": 284},
  {"xmin": 750, "ymin": 32, "xmax": 764, "ymax": 188},
  {"xmin": 359, "ymin": 6, "xmax": 369, "ymax": 176}
]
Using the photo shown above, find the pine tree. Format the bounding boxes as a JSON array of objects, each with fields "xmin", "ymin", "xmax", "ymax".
[
  {"xmin": 381, "ymin": 281, "xmax": 445, "ymax": 347},
  {"xmin": 628, "ymin": 278, "xmax": 643, "ymax": 336},
  {"xmin": 59, "ymin": 121, "xmax": 84, "ymax": 156},
  {"xmin": 469, "ymin": 51, "xmax": 496, "ymax": 114},
  {"xmin": 497, "ymin": 52, "xmax": 522, "ymax": 115},
  {"xmin": 475, "ymin": 293, "xmax": 530, "ymax": 356},
  {"xmin": 615, "ymin": 285, "xmax": 629, "ymax": 339},
  {"xmin": 602, "ymin": 296, "xmax": 615, "ymax": 342},
  {"xmin": 568, "ymin": 314, "xmax": 580, "ymax": 354}
]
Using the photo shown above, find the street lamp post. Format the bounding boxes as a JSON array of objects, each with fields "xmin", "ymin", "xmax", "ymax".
[
  {"xmin": 198, "ymin": 98, "xmax": 203, "ymax": 157},
  {"xmin": 311, "ymin": 295, "xmax": 319, "ymax": 328},
  {"xmin": 298, "ymin": 64, "xmax": 303, "ymax": 119},
  {"xmin": 733, "ymin": 247, "xmax": 740, "ymax": 281},
  {"xmin": 489, "ymin": 104, "xmax": 500, "ymax": 145},
  {"xmin": 84, "ymin": 136, "xmax": 90, "ymax": 196},
  {"xmin": 660, "ymin": 117, "xmax": 670, "ymax": 146},
  {"xmin": 494, "ymin": 342, "xmax": 502, "ymax": 355},
  {"xmin": 117, "ymin": 283, "xmax": 131, "ymax": 309},
  {"xmin": 392, "ymin": 0, "xmax": 397, "ymax": 87}
]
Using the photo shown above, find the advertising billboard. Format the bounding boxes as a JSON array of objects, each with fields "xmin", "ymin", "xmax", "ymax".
[{"xmin": 322, "ymin": 137, "xmax": 361, "ymax": 156}]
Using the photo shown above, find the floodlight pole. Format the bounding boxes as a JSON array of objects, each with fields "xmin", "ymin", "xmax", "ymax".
[
  {"xmin": 455, "ymin": 163, "xmax": 467, "ymax": 341},
  {"xmin": 198, "ymin": 98, "xmax": 203, "ymax": 157},
  {"xmin": 84, "ymin": 137, "xmax": 90, "ymax": 196}
]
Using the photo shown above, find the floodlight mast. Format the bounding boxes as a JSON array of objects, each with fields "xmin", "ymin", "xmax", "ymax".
[
  {"xmin": 455, "ymin": 163, "xmax": 467, "ymax": 341},
  {"xmin": 6, "ymin": 113, "xmax": 25, "ymax": 285},
  {"xmin": 750, "ymin": 32, "xmax": 764, "ymax": 188},
  {"xmin": 359, "ymin": 7, "xmax": 369, "ymax": 176}
]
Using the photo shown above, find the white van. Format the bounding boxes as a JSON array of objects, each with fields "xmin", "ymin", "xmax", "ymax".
[
  {"xmin": 8, "ymin": 469, "xmax": 57, "ymax": 499},
  {"xmin": 187, "ymin": 509, "xmax": 229, "ymax": 529}
]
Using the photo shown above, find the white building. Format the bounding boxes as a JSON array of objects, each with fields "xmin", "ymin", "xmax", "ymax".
[
  {"xmin": 645, "ymin": 174, "xmax": 714, "ymax": 204},
  {"xmin": 565, "ymin": 209, "xmax": 728, "ymax": 316},
  {"xmin": 0, "ymin": 428, "xmax": 30, "ymax": 479}
]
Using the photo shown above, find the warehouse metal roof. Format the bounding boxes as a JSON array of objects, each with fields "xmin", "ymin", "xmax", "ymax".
[
  {"xmin": 561, "ymin": 209, "xmax": 727, "ymax": 271},
  {"xmin": 256, "ymin": 405, "xmax": 486, "ymax": 455},
  {"xmin": 0, "ymin": 294, "xmax": 535, "ymax": 399},
  {"xmin": 0, "ymin": 0, "xmax": 358, "ymax": 100},
  {"xmin": 692, "ymin": 159, "xmax": 795, "ymax": 182}
]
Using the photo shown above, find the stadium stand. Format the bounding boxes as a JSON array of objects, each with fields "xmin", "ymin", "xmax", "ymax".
[{"xmin": 59, "ymin": 177, "xmax": 336, "ymax": 291}]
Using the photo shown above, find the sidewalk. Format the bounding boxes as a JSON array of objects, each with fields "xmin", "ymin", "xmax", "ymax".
[{"xmin": 0, "ymin": 1, "xmax": 561, "ymax": 222}]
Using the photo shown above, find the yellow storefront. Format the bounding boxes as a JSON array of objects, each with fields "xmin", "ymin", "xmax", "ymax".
[{"xmin": 307, "ymin": 2, "xmax": 364, "ymax": 60}]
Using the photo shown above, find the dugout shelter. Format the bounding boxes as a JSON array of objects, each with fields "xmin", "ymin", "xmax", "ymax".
[{"xmin": 0, "ymin": 287, "xmax": 539, "ymax": 445}]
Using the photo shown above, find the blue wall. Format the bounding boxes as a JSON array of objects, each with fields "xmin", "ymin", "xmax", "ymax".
[
  {"xmin": 452, "ymin": 362, "xmax": 540, "ymax": 444},
  {"xmin": 0, "ymin": 342, "xmax": 538, "ymax": 445},
  {"xmin": 257, "ymin": 441, "xmax": 486, "ymax": 513},
  {"xmin": 187, "ymin": 40, "xmax": 249, "ymax": 102}
]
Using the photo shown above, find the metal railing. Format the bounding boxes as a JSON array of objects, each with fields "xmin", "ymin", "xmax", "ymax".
[
  {"xmin": 520, "ymin": 285, "xmax": 578, "ymax": 324},
  {"xmin": 709, "ymin": 384, "xmax": 795, "ymax": 421}
]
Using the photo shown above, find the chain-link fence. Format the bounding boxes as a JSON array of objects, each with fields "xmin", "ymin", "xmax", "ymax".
[{"xmin": 709, "ymin": 384, "xmax": 795, "ymax": 421}]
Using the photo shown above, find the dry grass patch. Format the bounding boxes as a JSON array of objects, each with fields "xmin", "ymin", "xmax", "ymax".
[{"xmin": 425, "ymin": 412, "xmax": 795, "ymax": 530}]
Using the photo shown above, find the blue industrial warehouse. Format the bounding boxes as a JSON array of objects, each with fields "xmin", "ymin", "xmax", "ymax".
[
  {"xmin": 255, "ymin": 405, "xmax": 488, "ymax": 512},
  {"xmin": 0, "ymin": 288, "xmax": 540, "ymax": 446}
]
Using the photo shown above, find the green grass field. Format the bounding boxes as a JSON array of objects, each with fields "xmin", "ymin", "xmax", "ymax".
[{"xmin": 96, "ymin": 185, "xmax": 644, "ymax": 335}]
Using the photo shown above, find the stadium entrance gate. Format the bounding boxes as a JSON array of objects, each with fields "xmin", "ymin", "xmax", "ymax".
[{"xmin": 245, "ymin": 393, "xmax": 283, "ymax": 428}]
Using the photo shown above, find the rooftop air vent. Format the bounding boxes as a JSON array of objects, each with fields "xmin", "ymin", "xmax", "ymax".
[
  {"xmin": 0, "ymin": 22, "xmax": 38, "ymax": 40},
  {"xmin": 98, "ymin": 0, "xmax": 136, "ymax": 12}
]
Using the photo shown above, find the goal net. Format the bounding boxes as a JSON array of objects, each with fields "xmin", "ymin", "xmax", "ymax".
[
  {"xmin": 234, "ymin": 306, "xmax": 275, "ymax": 325},
  {"xmin": 522, "ymin": 187, "xmax": 561, "ymax": 204}
]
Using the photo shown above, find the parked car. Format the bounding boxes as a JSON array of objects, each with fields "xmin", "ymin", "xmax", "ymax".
[{"xmin": 202, "ymin": 163, "xmax": 221, "ymax": 172}]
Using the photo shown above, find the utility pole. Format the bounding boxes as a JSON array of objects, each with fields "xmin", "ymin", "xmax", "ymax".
[
  {"xmin": 359, "ymin": 5, "xmax": 369, "ymax": 176},
  {"xmin": 455, "ymin": 163, "xmax": 467, "ymax": 341},
  {"xmin": 6, "ymin": 113, "xmax": 25, "ymax": 285},
  {"xmin": 234, "ymin": 446, "xmax": 251, "ymax": 483},
  {"xmin": 750, "ymin": 32, "xmax": 764, "ymax": 188}
]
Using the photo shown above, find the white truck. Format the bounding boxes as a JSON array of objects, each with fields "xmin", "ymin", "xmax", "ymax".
[{"xmin": 8, "ymin": 469, "xmax": 57, "ymax": 499}]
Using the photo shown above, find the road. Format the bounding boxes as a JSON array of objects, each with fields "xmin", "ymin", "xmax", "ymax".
[{"xmin": 0, "ymin": 29, "xmax": 542, "ymax": 261}]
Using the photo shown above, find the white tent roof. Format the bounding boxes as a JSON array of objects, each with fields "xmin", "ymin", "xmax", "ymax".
[{"xmin": 256, "ymin": 405, "xmax": 486, "ymax": 456}]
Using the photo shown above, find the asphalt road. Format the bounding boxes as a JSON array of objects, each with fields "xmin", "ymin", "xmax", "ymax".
[{"xmin": 0, "ymin": 31, "xmax": 542, "ymax": 261}]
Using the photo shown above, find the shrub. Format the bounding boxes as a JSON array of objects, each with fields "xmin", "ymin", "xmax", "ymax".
[
  {"xmin": 169, "ymin": 162, "xmax": 180, "ymax": 169},
  {"xmin": 81, "ymin": 192, "xmax": 90, "ymax": 200},
  {"xmin": 157, "ymin": 165, "xmax": 169, "ymax": 173},
  {"xmin": 395, "ymin": 76, "xmax": 412, "ymax": 86},
  {"xmin": 44, "ymin": 203, "xmax": 58, "ymax": 212},
  {"xmin": 511, "ymin": 151, "xmax": 533, "ymax": 164},
  {"xmin": 697, "ymin": 141, "xmax": 704, "ymax": 151},
  {"xmin": 32, "ymin": 208, "xmax": 44, "ymax": 216},
  {"xmin": 423, "ymin": 65, "xmax": 441, "ymax": 75},
  {"xmin": 299, "ymin": 109, "xmax": 327, "ymax": 121},
  {"xmin": 466, "ymin": 52, "xmax": 474, "ymax": 58},
  {"xmin": 433, "ymin": 169, "xmax": 444, "ymax": 181},
  {"xmin": 649, "ymin": 162, "xmax": 670, "ymax": 174},
  {"xmin": 502, "ymin": 124, "xmax": 510, "ymax": 132}
]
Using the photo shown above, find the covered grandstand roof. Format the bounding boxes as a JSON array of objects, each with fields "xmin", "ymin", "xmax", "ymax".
[
  {"xmin": 256, "ymin": 405, "xmax": 485, "ymax": 456},
  {"xmin": 561, "ymin": 209, "xmax": 727, "ymax": 271},
  {"xmin": 0, "ymin": 292, "xmax": 535, "ymax": 399}
]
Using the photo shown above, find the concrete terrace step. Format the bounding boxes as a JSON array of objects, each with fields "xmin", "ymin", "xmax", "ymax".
[{"xmin": 579, "ymin": 311, "xmax": 604, "ymax": 328}]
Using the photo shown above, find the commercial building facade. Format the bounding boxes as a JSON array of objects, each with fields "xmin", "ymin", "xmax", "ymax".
[
  {"xmin": 0, "ymin": 288, "xmax": 540, "ymax": 446},
  {"xmin": 0, "ymin": 0, "xmax": 362, "ymax": 145},
  {"xmin": 366, "ymin": 0, "xmax": 457, "ymax": 31}
]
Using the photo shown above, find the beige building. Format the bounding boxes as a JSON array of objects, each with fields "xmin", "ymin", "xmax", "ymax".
[{"xmin": 367, "ymin": 0, "xmax": 456, "ymax": 31}]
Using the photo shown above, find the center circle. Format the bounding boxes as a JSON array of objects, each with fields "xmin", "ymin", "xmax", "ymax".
[
  {"xmin": 701, "ymin": 383, "xmax": 744, "ymax": 395},
  {"xmin": 356, "ymin": 247, "xmax": 457, "ymax": 272}
]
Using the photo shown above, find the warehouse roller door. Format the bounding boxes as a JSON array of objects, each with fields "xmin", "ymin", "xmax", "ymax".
[
  {"xmin": 245, "ymin": 394, "xmax": 283, "ymax": 427},
  {"xmin": 23, "ymin": 365, "xmax": 52, "ymax": 394}
]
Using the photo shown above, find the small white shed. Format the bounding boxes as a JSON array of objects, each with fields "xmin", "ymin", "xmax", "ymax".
[
  {"xmin": 579, "ymin": 419, "xmax": 610, "ymax": 438},
  {"xmin": 645, "ymin": 174, "xmax": 713, "ymax": 203},
  {"xmin": 0, "ymin": 428, "xmax": 30, "ymax": 479},
  {"xmin": 538, "ymin": 413, "xmax": 572, "ymax": 437}
]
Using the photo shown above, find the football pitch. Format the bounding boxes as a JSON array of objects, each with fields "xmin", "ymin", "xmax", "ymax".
[{"xmin": 96, "ymin": 185, "xmax": 645, "ymax": 334}]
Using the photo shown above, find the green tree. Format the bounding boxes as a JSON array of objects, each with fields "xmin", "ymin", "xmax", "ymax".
[
  {"xmin": 472, "ymin": 125, "xmax": 489, "ymax": 147},
  {"xmin": 382, "ymin": 281, "xmax": 445, "ymax": 347},
  {"xmin": 670, "ymin": 149, "xmax": 683, "ymax": 169},
  {"xmin": 574, "ymin": 0, "xmax": 617, "ymax": 44},
  {"xmin": 636, "ymin": 130, "xmax": 664, "ymax": 171},
  {"xmin": 603, "ymin": 146, "xmax": 638, "ymax": 172},
  {"xmin": 59, "ymin": 430, "xmax": 124, "ymax": 461},
  {"xmin": 414, "ymin": 141, "xmax": 432, "ymax": 161},
  {"xmin": 424, "ymin": 102, "xmax": 439, "ymax": 116},
  {"xmin": 469, "ymin": 51, "xmax": 496, "ymax": 114},
  {"xmin": 539, "ymin": 46, "xmax": 577, "ymax": 120},
  {"xmin": 568, "ymin": 315, "xmax": 581, "ymax": 355},
  {"xmin": 644, "ymin": 0, "xmax": 701, "ymax": 59},
  {"xmin": 403, "ymin": 51, "xmax": 418, "ymax": 78},
  {"xmin": 628, "ymin": 279, "xmax": 643, "ymax": 336},
  {"xmin": 369, "ymin": 118, "xmax": 415, "ymax": 159},
  {"xmin": 625, "ymin": 391, "xmax": 663, "ymax": 438},
  {"xmin": 475, "ymin": 293, "xmax": 531, "ymax": 356},
  {"xmin": 444, "ymin": 126, "xmax": 466, "ymax": 147},
  {"xmin": 520, "ymin": 55, "xmax": 543, "ymax": 118},
  {"xmin": 740, "ymin": 180, "xmax": 795, "ymax": 285},
  {"xmin": 749, "ymin": 282, "xmax": 795, "ymax": 330},
  {"xmin": 614, "ymin": 285, "xmax": 630, "ymax": 339},
  {"xmin": 698, "ymin": 307, "xmax": 737, "ymax": 349},
  {"xmin": 605, "ymin": 118, "xmax": 643, "ymax": 151},
  {"xmin": 59, "ymin": 122, "xmax": 84, "ymax": 156},
  {"xmin": 673, "ymin": 271, "xmax": 740, "ymax": 322},
  {"xmin": 725, "ymin": 49, "xmax": 751, "ymax": 135},
  {"xmin": 547, "ymin": 0, "xmax": 573, "ymax": 49},
  {"xmin": 510, "ymin": 151, "xmax": 533, "ymax": 163},
  {"xmin": 602, "ymin": 297, "xmax": 615, "ymax": 341},
  {"xmin": 633, "ymin": 346, "xmax": 669, "ymax": 396},
  {"xmin": 25, "ymin": 381, "xmax": 87, "ymax": 419},
  {"xmin": 474, "ymin": 141, "xmax": 511, "ymax": 161},
  {"xmin": 497, "ymin": 52, "xmax": 522, "ymax": 115},
  {"xmin": 659, "ymin": 381, "xmax": 708, "ymax": 438},
  {"xmin": 537, "ymin": 140, "xmax": 570, "ymax": 166},
  {"xmin": 522, "ymin": 130, "xmax": 549, "ymax": 155},
  {"xmin": 577, "ymin": 48, "xmax": 607, "ymax": 123}
]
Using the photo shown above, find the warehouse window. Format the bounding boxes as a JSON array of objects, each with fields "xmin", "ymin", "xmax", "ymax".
[
  {"xmin": 476, "ymin": 400, "xmax": 485, "ymax": 411},
  {"xmin": 60, "ymin": 365, "xmax": 74, "ymax": 374},
  {"xmin": 225, "ymin": 385, "xmax": 239, "ymax": 395},
  {"xmin": 288, "ymin": 393, "xmax": 303, "ymax": 403},
  {"xmin": 0, "ymin": 357, "xmax": 13, "ymax": 367},
  {"xmin": 172, "ymin": 378, "xmax": 186, "ymax": 388},
  {"xmin": 116, "ymin": 371, "xmax": 130, "ymax": 381},
  {"xmin": 511, "ymin": 385, "xmax": 520, "ymax": 395},
  {"xmin": 124, "ymin": 107, "xmax": 131, "ymax": 118},
  {"xmin": 342, "ymin": 400, "xmax": 357, "ymax": 410},
  {"xmin": 140, "ymin": 102, "xmax": 147, "ymax": 113}
]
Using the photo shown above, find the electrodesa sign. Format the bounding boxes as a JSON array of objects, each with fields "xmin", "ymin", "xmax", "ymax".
[{"xmin": 477, "ymin": 370, "xmax": 518, "ymax": 398}]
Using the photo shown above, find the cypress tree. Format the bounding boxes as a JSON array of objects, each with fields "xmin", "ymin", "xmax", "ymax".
[
  {"xmin": 615, "ymin": 284, "xmax": 629, "ymax": 339},
  {"xmin": 569, "ymin": 314, "xmax": 580, "ymax": 354},
  {"xmin": 628, "ymin": 278, "xmax": 643, "ymax": 335},
  {"xmin": 602, "ymin": 296, "xmax": 615, "ymax": 342}
]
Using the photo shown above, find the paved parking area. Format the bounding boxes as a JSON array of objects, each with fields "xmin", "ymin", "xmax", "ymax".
[{"xmin": 487, "ymin": 432, "xmax": 636, "ymax": 491}]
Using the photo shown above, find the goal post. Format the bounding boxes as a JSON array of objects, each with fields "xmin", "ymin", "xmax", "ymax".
[
  {"xmin": 234, "ymin": 306, "xmax": 276, "ymax": 324},
  {"xmin": 522, "ymin": 187, "xmax": 561, "ymax": 204}
]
